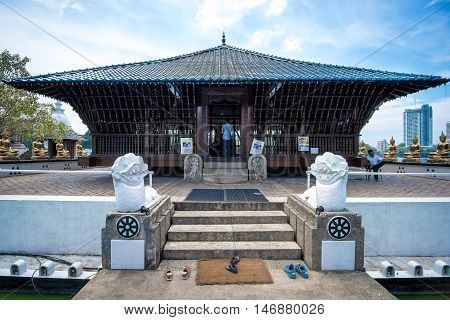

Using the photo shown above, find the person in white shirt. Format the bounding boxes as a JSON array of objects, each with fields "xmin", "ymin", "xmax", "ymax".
[
  {"xmin": 221, "ymin": 119, "xmax": 233, "ymax": 157},
  {"xmin": 366, "ymin": 149, "xmax": 385, "ymax": 181}
]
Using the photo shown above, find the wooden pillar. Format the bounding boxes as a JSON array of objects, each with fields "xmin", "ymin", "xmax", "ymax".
[
  {"xmin": 240, "ymin": 89, "xmax": 252, "ymax": 157},
  {"xmin": 92, "ymin": 134, "xmax": 97, "ymax": 156},
  {"xmin": 196, "ymin": 103, "xmax": 208, "ymax": 157},
  {"xmin": 144, "ymin": 123, "xmax": 149, "ymax": 164}
]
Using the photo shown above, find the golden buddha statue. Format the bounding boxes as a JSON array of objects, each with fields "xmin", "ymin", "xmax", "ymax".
[
  {"xmin": 0, "ymin": 130, "xmax": 19, "ymax": 160},
  {"xmin": 55, "ymin": 138, "xmax": 71, "ymax": 159},
  {"xmin": 31, "ymin": 136, "xmax": 49, "ymax": 160},
  {"xmin": 383, "ymin": 136, "xmax": 398, "ymax": 162},
  {"xmin": 428, "ymin": 132, "xmax": 449, "ymax": 164},
  {"xmin": 403, "ymin": 136, "xmax": 421, "ymax": 163},
  {"xmin": 359, "ymin": 140, "xmax": 366, "ymax": 157},
  {"xmin": 76, "ymin": 139, "xmax": 87, "ymax": 158}
]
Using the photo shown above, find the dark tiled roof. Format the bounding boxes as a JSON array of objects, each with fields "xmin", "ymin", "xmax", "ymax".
[{"xmin": 4, "ymin": 44, "xmax": 447, "ymax": 83}]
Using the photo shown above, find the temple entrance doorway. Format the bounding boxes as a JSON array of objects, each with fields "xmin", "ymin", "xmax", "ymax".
[{"xmin": 207, "ymin": 101, "xmax": 241, "ymax": 158}]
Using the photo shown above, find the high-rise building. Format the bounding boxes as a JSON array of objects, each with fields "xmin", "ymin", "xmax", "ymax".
[
  {"xmin": 403, "ymin": 104, "xmax": 433, "ymax": 146},
  {"xmin": 377, "ymin": 139, "xmax": 388, "ymax": 152},
  {"xmin": 447, "ymin": 121, "xmax": 450, "ymax": 141}
]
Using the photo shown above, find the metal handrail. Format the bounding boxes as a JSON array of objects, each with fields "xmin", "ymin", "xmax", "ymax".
[
  {"xmin": 0, "ymin": 169, "xmax": 154, "ymax": 187},
  {"xmin": 306, "ymin": 170, "xmax": 450, "ymax": 189}
]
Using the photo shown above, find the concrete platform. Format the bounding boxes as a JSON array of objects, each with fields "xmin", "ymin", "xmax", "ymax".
[{"xmin": 73, "ymin": 260, "xmax": 395, "ymax": 300}]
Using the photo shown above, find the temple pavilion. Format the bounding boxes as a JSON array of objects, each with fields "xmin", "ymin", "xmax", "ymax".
[{"xmin": 4, "ymin": 35, "xmax": 448, "ymax": 172}]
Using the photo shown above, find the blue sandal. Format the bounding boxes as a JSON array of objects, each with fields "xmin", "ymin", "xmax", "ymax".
[
  {"xmin": 295, "ymin": 264, "xmax": 310, "ymax": 279},
  {"xmin": 284, "ymin": 263, "xmax": 297, "ymax": 279}
]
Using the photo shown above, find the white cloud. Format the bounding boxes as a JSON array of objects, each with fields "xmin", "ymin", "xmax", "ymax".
[
  {"xmin": 195, "ymin": 0, "xmax": 266, "ymax": 29},
  {"xmin": 33, "ymin": 0, "xmax": 85, "ymax": 16},
  {"xmin": 283, "ymin": 36, "xmax": 301, "ymax": 52},
  {"xmin": 265, "ymin": 0, "xmax": 287, "ymax": 16},
  {"xmin": 249, "ymin": 28, "xmax": 284, "ymax": 47}
]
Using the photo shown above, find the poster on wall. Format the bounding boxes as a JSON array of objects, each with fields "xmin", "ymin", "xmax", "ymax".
[
  {"xmin": 310, "ymin": 147, "xmax": 319, "ymax": 154},
  {"xmin": 250, "ymin": 139, "xmax": 265, "ymax": 155},
  {"xmin": 180, "ymin": 138, "xmax": 193, "ymax": 154},
  {"xmin": 298, "ymin": 136, "xmax": 309, "ymax": 152}
]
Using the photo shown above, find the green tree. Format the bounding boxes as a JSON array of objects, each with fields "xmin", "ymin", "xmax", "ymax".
[{"xmin": 0, "ymin": 50, "xmax": 70, "ymax": 141}]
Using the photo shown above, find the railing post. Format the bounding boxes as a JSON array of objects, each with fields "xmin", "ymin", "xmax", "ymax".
[{"xmin": 307, "ymin": 171, "xmax": 311, "ymax": 189}]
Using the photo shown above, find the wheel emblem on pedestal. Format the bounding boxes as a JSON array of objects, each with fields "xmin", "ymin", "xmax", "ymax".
[
  {"xmin": 327, "ymin": 216, "xmax": 351, "ymax": 240},
  {"xmin": 116, "ymin": 215, "xmax": 140, "ymax": 239}
]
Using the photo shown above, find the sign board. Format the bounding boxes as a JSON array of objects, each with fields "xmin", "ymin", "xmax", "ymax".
[
  {"xmin": 298, "ymin": 136, "xmax": 309, "ymax": 152},
  {"xmin": 250, "ymin": 139, "xmax": 265, "ymax": 155},
  {"xmin": 111, "ymin": 240, "xmax": 145, "ymax": 270},
  {"xmin": 180, "ymin": 138, "xmax": 193, "ymax": 155},
  {"xmin": 310, "ymin": 147, "xmax": 319, "ymax": 154},
  {"xmin": 321, "ymin": 240, "xmax": 355, "ymax": 271}
]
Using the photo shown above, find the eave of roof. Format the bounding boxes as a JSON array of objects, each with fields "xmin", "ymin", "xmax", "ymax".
[{"xmin": 3, "ymin": 44, "xmax": 449, "ymax": 84}]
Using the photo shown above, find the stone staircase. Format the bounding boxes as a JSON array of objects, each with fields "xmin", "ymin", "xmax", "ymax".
[
  {"xmin": 163, "ymin": 202, "xmax": 302, "ymax": 260},
  {"xmin": 203, "ymin": 160, "xmax": 248, "ymax": 184}
]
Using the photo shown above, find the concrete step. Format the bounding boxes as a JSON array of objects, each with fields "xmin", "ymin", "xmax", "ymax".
[
  {"xmin": 167, "ymin": 224, "xmax": 294, "ymax": 241},
  {"xmin": 163, "ymin": 241, "xmax": 302, "ymax": 260},
  {"xmin": 203, "ymin": 168, "xmax": 248, "ymax": 175},
  {"xmin": 202, "ymin": 174, "xmax": 248, "ymax": 184},
  {"xmin": 172, "ymin": 210, "xmax": 288, "ymax": 225},
  {"xmin": 204, "ymin": 161, "xmax": 247, "ymax": 169}
]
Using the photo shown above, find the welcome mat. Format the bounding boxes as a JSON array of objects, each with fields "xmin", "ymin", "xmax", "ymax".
[
  {"xmin": 185, "ymin": 189, "xmax": 268, "ymax": 202},
  {"xmin": 196, "ymin": 259, "xmax": 273, "ymax": 285}
]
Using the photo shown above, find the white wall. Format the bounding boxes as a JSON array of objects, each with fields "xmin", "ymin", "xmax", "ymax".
[
  {"xmin": 346, "ymin": 198, "xmax": 450, "ymax": 256},
  {"xmin": 0, "ymin": 195, "xmax": 116, "ymax": 255},
  {"xmin": 0, "ymin": 196, "xmax": 448, "ymax": 257}
]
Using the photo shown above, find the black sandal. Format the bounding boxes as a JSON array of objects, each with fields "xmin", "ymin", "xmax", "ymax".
[{"xmin": 226, "ymin": 264, "xmax": 238, "ymax": 273}]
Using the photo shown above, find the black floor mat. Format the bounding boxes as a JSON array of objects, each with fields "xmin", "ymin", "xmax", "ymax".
[{"xmin": 184, "ymin": 189, "xmax": 268, "ymax": 202}]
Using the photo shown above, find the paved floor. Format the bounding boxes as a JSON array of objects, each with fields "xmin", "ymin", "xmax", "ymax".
[
  {"xmin": 1, "ymin": 169, "xmax": 449, "ymax": 198},
  {"xmin": 73, "ymin": 259, "xmax": 395, "ymax": 300}
]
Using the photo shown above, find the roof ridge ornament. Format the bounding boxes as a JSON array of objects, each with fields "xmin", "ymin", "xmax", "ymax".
[{"xmin": 222, "ymin": 31, "xmax": 226, "ymax": 45}]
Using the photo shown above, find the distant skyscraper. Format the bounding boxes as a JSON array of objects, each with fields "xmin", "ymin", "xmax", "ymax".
[
  {"xmin": 377, "ymin": 139, "xmax": 388, "ymax": 152},
  {"xmin": 403, "ymin": 104, "xmax": 433, "ymax": 146},
  {"xmin": 447, "ymin": 121, "xmax": 450, "ymax": 141}
]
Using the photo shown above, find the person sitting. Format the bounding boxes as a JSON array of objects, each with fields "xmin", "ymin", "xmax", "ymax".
[
  {"xmin": 221, "ymin": 119, "xmax": 233, "ymax": 157},
  {"xmin": 366, "ymin": 149, "xmax": 384, "ymax": 181}
]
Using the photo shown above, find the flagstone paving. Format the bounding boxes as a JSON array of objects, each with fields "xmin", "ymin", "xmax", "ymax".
[{"xmin": 0, "ymin": 169, "xmax": 449, "ymax": 197}]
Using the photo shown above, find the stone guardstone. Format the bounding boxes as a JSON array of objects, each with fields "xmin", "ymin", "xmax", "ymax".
[
  {"xmin": 248, "ymin": 155, "xmax": 267, "ymax": 181},
  {"xmin": 102, "ymin": 195, "xmax": 173, "ymax": 270},
  {"xmin": 184, "ymin": 154, "xmax": 203, "ymax": 181},
  {"xmin": 284, "ymin": 194, "xmax": 364, "ymax": 271}
]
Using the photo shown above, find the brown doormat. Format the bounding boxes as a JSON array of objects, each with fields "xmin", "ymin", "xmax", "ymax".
[{"xmin": 196, "ymin": 258, "xmax": 273, "ymax": 285}]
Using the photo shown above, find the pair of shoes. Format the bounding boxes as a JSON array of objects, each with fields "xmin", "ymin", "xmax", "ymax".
[
  {"xmin": 284, "ymin": 263, "xmax": 310, "ymax": 279},
  {"xmin": 164, "ymin": 266, "xmax": 191, "ymax": 281},
  {"xmin": 225, "ymin": 256, "xmax": 240, "ymax": 273}
]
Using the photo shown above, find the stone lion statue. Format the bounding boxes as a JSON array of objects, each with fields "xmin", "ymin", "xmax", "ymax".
[
  {"xmin": 111, "ymin": 153, "xmax": 159, "ymax": 212},
  {"xmin": 301, "ymin": 152, "xmax": 349, "ymax": 211}
]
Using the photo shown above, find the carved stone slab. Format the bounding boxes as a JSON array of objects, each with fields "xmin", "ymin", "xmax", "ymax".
[
  {"xmin": 184, "ymin": 154, "xmax": 203, "ymax": 181},
  {"xmin": 248, "ymin": 155, "xmax": 267, "ymax": 181}
]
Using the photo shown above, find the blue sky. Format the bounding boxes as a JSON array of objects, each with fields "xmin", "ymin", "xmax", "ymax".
[{"xmin": 1, "ymin": 0, "xmax": 449, "ymax": 146}]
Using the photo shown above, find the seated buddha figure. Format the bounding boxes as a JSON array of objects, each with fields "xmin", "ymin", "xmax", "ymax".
[
  {"xmin": 55, "ymin": 138, "xmax": 70, "ymax": 159},
  {"xmin": 383, "ymin": 136, "xmax": 398, "ymax": 162},
  {"xmin": 403, "ymin": 136, "xmax": 421, "ymax": 163},
  {"xmin": 428, "ymin": 132, "xmax": 449, "ymax": 164},
  {"xmin": 76, "ymin": 139, "xmax": 87, "ymax": 157},
  {"xmin": 31, "ymin": 136, "xmax": 49, "ymax": 160},
  {"xmin": 0, "ymin": 130, "xmax": 19, "ymax": 160}
]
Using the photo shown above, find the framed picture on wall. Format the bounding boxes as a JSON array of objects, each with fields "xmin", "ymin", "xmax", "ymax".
[{"xmin": 180, "ymin": 138, "xmax": 193, "ymax": 154}]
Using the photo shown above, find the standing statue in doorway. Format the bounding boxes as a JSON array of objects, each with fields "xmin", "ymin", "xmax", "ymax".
[
  {"xmin": 184, "ymin": 154, "xmax": 203, "ymax": 181},
  {"xmin": 111, "ymin": 153, "xmax": 159, "ymax": 212},
  {"xmin": 248, "ymin": 155, "xmax": 267, "ymax": 181},
  {"xmin": 301, "ymin": 152, "xmax": 349, "ymax": 211}
]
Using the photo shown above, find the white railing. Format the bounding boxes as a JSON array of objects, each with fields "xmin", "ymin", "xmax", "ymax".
[
  {"xmin": 0, "ymin": 169, "xmax": 154, "ymax": 188},
  {"xmin": 306, "ymin": 171, "xmax": 450, "ymax": 189}
]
